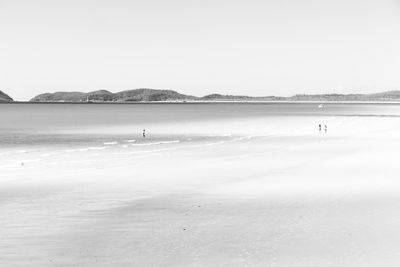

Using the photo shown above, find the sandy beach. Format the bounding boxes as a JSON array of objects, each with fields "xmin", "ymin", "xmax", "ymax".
[{"xmin": 2, "ymin": 104, "xmax": 400, "ymax": 266}]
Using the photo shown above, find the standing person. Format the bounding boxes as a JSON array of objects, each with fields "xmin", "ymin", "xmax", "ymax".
[
  {"xmin": 143, "ymin": 129, "xmax": 146, "ymax": 138},
  {"xmin": 325, "ymin": 125, "xmax": 327, "ymax": 133},
  {"xmin": 319, "ymin": 124, "xmax": 321, "ymax": 132}
]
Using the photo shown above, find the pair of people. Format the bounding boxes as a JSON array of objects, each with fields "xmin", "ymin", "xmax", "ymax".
[{"xmin": 319, "ymin": 124, "xmax": 327, "ymax": 133}]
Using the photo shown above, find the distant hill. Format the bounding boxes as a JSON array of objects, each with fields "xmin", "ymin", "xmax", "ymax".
[
  {"xmin": 285, "ymin": 91, "xmax": 400, "ymax": 101},
  {"xmin": 30, "ymin": 91, "xmax": 87, "ymax": 102},
  {"xmin": 200, "ymin": 91, "xmax": 400, "ymax": 102},
  {"xmin": 29, "ymin": 89, "xmax": 400, "ymax": 102},
  {"xmin": 200, "ymin": 94, "xmax": 268, "ymax": 101},
  {"xmin": 114, "ymin": 89, "xmax": 196, "ymax": 101},
  {"xmin": 0, "ymin": 90, "xmax": 13, "ymax": 102},
  {"xmin": 30, "ymin": 89, "xmax": 197, "ymax": 102}
]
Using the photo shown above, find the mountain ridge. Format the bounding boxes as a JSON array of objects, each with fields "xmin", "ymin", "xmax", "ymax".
[
  {"xmin": 30, "ymin": 89, "xmax": 197, "ymax": 102},
  {"xmin": 22, "ymin": 89, "xmax": 400, "ymax": 102}
]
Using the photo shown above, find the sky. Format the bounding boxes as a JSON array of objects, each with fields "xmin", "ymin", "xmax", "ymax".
[{"xmin": 1, "ymin": 0, "xmax": 400, "ymax": 101}]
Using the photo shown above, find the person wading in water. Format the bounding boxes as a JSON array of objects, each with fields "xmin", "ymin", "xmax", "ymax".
[{"xmin": 143, "ymin": 129, "xmax": 146, "ymax": 138}]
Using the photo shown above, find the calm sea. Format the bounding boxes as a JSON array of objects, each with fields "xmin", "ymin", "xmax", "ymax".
[{"xmin": 0, "ymin": 102, "xmax": 399, "ymax": 148}]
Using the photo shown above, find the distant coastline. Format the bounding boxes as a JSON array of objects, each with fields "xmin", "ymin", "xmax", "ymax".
[{"xmin": 3, "ymin": 88, "xmax": 400, "ymax": 103}]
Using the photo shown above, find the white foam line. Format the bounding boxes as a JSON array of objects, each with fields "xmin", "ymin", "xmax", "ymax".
[
  {"xmin": 131, "ymin": 140, "xmax": 180, "ymax": 146},
  {"xmin": 231, "ymin": 136, "xmax": 253, "ymax": 142},
  {"xmin": 104, "ymin": 142, "xmax": 118, "ymax": 145},
  {"xmin": 203, "ymin": 141, "xmax": 227, "ymax": 146},
  {"xmin": 113, "ymin": 136, "xmax": 252, "ymax": 156},
  {"xmin": 124, "ymin": 139, "xmax": 136, "ymax": 143}
]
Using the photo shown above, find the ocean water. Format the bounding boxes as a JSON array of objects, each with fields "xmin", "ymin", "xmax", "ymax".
[
  {"xmin": 1, "ymin": 102, "xmax": 398, "ymax": 169},
  {"xmin": 1, "ymin": 102, "xmax": 399, "ymax": 143},
  {"xmin": 0, "ymin": 102, "xmax": 398, "ymax": 155}
]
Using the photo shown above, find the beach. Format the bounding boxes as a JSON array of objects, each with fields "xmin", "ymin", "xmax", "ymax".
[{"xmin": 1, "ymin": 103, "xmax": 400, "ymax": 266}]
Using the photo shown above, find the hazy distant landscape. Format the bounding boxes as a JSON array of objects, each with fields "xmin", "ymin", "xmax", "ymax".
[{"xmin": 3, "ymin": 89, "xmax": 400, "ymax": 103}]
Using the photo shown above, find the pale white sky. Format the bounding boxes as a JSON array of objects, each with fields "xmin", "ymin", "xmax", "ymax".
[{"xmin": 1, "ymin": 0, "xmax": 400, "ymax": 100}]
